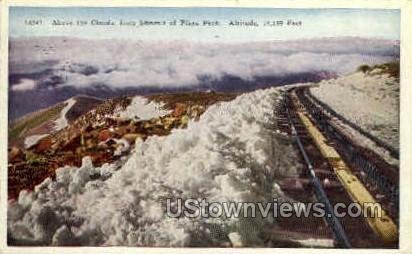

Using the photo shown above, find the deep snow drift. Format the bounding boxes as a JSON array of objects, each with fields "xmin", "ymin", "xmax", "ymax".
[
  {"xmin": 8, "ymin": 87, "xmax": 301, "ymax": 246},
  {"xmin": 311, "ymin": 72, "xmax": 399, "ymax": 151}
]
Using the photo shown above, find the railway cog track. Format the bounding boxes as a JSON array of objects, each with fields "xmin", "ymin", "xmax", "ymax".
[{"xmin": 273, "ymin": 86, "xmax": 399, "ymax": 248}]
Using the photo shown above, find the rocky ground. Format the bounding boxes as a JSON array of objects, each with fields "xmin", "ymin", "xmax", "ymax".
[{"xmin": 8, "ymin": 91, "xmax": 238, "ymax": 200}]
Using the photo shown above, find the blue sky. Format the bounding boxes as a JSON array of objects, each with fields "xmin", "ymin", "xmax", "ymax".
[{"xmin": 10, "ymin": 7, "xmax": 400, "ymax": 41}]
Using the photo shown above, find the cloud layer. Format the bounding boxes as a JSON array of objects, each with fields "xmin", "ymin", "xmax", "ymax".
[{"xmin": 9, "ymin": 37, "xmax": 399, "ymax": 91}]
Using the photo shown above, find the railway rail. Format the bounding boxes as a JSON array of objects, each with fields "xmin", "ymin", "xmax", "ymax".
[
  {"xmin": 285, "ymin": 103, "xmax": 351, "ymax": 248},
  {"xmin": 276, "ymin": 86, "xmax": 399, "ymax": 248}
]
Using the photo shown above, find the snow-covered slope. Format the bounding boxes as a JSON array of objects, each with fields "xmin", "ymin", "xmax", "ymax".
[
  {"xmin": 13, "ymin": 96, "xmax": 102, "ymax": 149},
  {"xmin": 54, "ymin": 98, "xmax": 77, "ymax": 131},
  {"xmin": 22, "ymin": 98, "xmax": 75, "ymax": 148},
  {"xmin": 311, "ymin": 72, "xmax": 399, "ymax": 150},
  {"xmin": 8, "ymin": 87, "xmax": 301, "ymax": 246}
]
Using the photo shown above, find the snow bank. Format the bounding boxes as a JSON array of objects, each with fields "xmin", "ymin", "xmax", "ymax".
[
  {"xmin": 54, "ymin": 98, "xmax": 76, "ymax": 131},
  {"xmin": 8, "ymin": 87, "xmax": 301, "ymax": 246},
  {"xmin": 117, "ymin": 96, "xmax": 171, "ymax": 120},
  {"xmin": 311, "ymin": 72, "xmax": 399, "ymax": 150},
  {"xmin": 24, "ymin": 134, "xmax": 49, "ymax": 149}
]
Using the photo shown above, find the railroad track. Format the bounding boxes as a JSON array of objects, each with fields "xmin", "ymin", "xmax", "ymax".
[{"xmin": 275, "ymin": 87, "xmax": 399, "ymax": 248}]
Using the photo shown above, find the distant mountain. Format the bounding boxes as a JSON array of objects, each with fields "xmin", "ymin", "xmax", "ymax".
[
  {"xmin": 9, "ymin": 95, "xmax": 103, "ymax": 148},
  {"xmin": 196, "ymin": 71, "xmax": 338, "ymax": 92},
  {"xmin": 9, "ymin": 71, "xmax": 337, "ymax": 120}
]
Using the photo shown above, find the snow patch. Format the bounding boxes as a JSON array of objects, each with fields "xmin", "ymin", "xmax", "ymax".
[
  {"xmin": 24, "ymin": 134, "xmax": 49, "ymax": 148},
  {"xmin": 54, "ymin": 98, "xmax": 76, "ymax": 131},
  {"xmin": 296, "ymin": 238, "xmax": 335, "ymax": 248},
  {"xmin": 117, "ymin": 96, "xmax": 170, "ymax": 120},
  {"xmin": 113, "ymin": 138, "xmax": 130, "ymax": 156}
]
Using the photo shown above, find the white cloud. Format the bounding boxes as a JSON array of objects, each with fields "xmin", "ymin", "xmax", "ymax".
[
  {"xmin": 9, "ymin": 37, "xmax": 399, "ymax": 91},
  {"xmin": 11, "ymin": 78, "xmax": 37, "ymax": 91}
]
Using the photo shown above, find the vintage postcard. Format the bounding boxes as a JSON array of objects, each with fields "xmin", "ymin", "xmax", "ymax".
[{"xmin": 1, "ymin": 0, "xmax": 412, "ymax": 253}]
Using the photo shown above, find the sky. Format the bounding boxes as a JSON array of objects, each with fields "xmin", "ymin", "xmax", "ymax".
[{"xmin": 9, "ymin": 7, "xmax": 400, "ymax": 42}]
